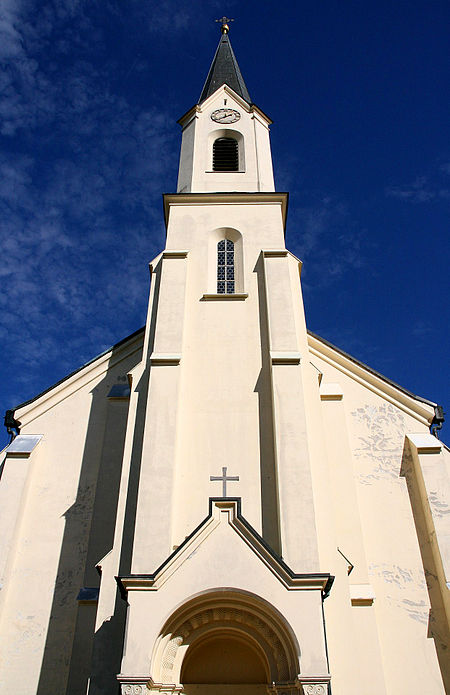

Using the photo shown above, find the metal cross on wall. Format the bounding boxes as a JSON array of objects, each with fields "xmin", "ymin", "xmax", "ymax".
[{"xmin": 210, "ymin": 466, "xmax": 239, "ymax": 497}]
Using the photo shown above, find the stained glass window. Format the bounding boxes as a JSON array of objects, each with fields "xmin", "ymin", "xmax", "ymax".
[{"xmin": 217, "ymin": 239, "xmax": 235, "ymax": 294}]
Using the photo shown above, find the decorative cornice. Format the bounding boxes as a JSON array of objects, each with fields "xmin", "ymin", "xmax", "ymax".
[
  {"xmin": 319, "ymin": 383, "xmax": 343, "ymax": 400},
  {"xmin": 263, "ymin": 249, "xmax": 288, "ymax": 258},
  {"xmin": 349, "ymin": 583, "xmax": 375, "ymax": 606},
  {"xmin": 150, "ymin": 354, "xmax": 181, "ymax": 366},
  {"xmin": 162, "ymin": 250, "xmax": 189, "ymax": 259},
  {"xmin": 270, "ymin": 352, "xmax": 301, "ymax": 365},
  {"xmin": 406, "ymin": 433, "xmax": 442, "ymax": 454},
  {"xmin": 262, "ymin": 249, "xmax": 302, "ymax": 265},
  {"xmin": 163, "ymin": 192, "xmax": 289, "ymax": 231}
]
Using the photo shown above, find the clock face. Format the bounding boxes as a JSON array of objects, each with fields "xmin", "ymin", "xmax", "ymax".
[{"xmin": 211, "ymin": 108, "xmax": 241, "ymax": 124}]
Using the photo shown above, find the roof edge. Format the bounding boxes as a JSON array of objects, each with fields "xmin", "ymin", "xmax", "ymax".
[
  {"xmin": 177, "ymin": 88, "xmax": 272, "ymax": 129},
  {"xmin": 8, "ymin": 326, "xmax": 145, "ymax": 417},
  {"xmin": 308, "ymin": 330, "xmax": 437, "ymax": 421}
]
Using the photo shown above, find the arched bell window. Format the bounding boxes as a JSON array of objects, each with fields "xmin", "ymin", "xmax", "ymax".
[
  {"xmin": 217, "ymin": 239, "xmax": 235, "ymax": 294},
  {"xmin": 213, "ymin": 137, "xmax": 239, "ymax": 172}
]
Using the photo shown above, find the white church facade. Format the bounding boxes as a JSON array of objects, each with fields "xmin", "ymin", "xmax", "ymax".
[{"xmin": 1, "ymin": 24, "xmax": 449, "ymax": 695}]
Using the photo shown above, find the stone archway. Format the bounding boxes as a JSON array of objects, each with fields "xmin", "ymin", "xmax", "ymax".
[{"xmin": 149, "ymin": 589, "xmax": 300, "ymax": 694}]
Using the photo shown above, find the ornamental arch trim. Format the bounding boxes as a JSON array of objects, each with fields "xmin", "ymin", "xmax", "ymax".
[{"xmin": 150, "ymin": 588, "xmax": 300, "ymax": 686}]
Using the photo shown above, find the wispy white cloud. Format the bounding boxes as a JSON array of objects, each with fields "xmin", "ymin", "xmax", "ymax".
[
  {"xmin": 0, "ymin": 0, "xmax": 27, "ymax": 60},
  {"xmin": 0, "ymin": 0, "xmax": 188, "ymax": 415},
  {"xmin": 124, "ymin": 0, "xmax": 231, "ymax": 35},
  {"xmin": 386, "ymin": 165, "xmax": 450, "ymax": 203},
  {"xmin": 411, "ymin": 321, "xmax": 434, "ymax": 338},
  {"xmin": 288, "ymin": 195, "xmax": 369, "ymax": 291}
]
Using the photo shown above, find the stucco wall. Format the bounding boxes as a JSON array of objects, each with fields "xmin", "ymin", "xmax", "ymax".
[{"xmin": 0, "ymin": 335, "xmax": 143, "ymax": 695}]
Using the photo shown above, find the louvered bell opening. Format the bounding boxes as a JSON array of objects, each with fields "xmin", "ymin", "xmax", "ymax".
[{"xmin": 213, "ymin": 137, "xmax": 239, "ymax": 172}]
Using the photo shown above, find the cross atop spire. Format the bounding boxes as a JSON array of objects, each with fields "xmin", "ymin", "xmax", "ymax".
[
  {"xmin": 198, "ymin": 24, "xmax": 251, "ymax": 104},
  {"xmin": 215, "ymin": 16, "xmax": 234, "ymax": 34}
]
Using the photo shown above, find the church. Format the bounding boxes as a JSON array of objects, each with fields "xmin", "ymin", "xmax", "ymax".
[{"xmin": 0, "ymin": 22, "xmax": 449, "ymax": 695}]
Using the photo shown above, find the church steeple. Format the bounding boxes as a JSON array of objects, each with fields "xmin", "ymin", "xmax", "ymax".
[
  {"xmin": 177, "ymin": 24, "xmax": 274, "ymax": 194},
  {"xmin": 198, "ymin": 24, "xmax": 251, "ymax": 105}
]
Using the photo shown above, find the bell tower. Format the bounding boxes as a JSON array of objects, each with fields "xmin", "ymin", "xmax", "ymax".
[
  {"xmin": 123, "ymin": 19, "xmax": 320, "ymax": 572},
  {"xmin": 177, "ymin": 21, "xmax": 275, "ymax": 193},
  {"xmin": 111, "ymin": 22, "xmax": 333, "ymax": 695}
]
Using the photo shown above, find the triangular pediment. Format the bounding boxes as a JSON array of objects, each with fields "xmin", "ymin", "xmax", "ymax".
[
  {"xmin": 178, "ymin": 84, "xmax": 272, "ymax": 128},
  {"xmin": 119, "ymin": 499, "xmax": 332, "ymax": 595}
]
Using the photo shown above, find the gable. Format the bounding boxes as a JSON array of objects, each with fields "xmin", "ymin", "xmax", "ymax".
[
  {"xmin": 119, "ymin": 498, "xmax": 332, "ymax": 595},
  {"xmin": 4, "ymin": 327, "xmax": 145, "ymax": 437},
  {"xmin": 308, "ymin": 331, "xmax": 436, "ymax": 426}
]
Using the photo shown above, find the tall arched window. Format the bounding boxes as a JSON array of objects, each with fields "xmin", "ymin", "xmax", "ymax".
[
  {"xmin": 217, "ymin": 239, "xmax": 235, "ymax": 294},
  {"xmin": 213, "ymin": 137, "xmax": 239, "ymax": 172}
]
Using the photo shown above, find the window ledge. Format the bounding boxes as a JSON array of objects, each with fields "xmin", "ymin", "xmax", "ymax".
[
  {"xmin": 205, "ymin": 170, "xmax": 246, "ymax": 174},
  {"xmin": 201, "ymin": 293, "xmax": 248, "ymax": 301}
]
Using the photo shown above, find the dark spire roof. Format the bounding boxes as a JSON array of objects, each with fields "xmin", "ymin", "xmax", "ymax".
[{"xmin": 199, "ymin": 32, "xmax": 251, "ymax": 104}]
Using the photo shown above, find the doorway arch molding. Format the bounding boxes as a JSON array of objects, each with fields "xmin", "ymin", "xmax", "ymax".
[{"xmin": 150, "ymin": 588, "xmax": 300, "ymax": 686}]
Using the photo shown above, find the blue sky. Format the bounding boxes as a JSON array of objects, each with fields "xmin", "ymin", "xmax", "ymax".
[{"xmin": 0, "ymin": 0, "xmax": 449, "ymax": 447}]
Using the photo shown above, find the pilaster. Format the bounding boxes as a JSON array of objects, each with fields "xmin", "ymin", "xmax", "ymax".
[
  {"xmin": 319, "ymin": 382, "xmax": 387, "ymax": 694},
  {"xmin": 262, "ymin": 250, "xmax": 319, "ymax": 572},
  {"xmin": 131, "ymin": 251, "xmax": 188, "ymax": 574},
  {"xmin": 406, "ymin": 434, "xmax": 450, "ymax": 626}
]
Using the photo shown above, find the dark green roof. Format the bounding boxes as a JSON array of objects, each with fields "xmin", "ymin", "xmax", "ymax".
[{"xmin": 199, "ymin": 32, "xmax": 251, "ymax": 104}]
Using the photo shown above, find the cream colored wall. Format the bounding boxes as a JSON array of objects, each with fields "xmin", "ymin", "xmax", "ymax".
[
  {"xmin": 0, "ymin": 336, "xmax": 143, "ymax": 695},
  {"xmin": 159, "ymin": 199, "xmax": 322, "ymax": 574},
  {"xmin": 121, "ymin": 504, "xmax": 329, "ymax": 682},
  {"xmin": 121, "ymin": 177, "xmax": 447, "ymax": 692},
  {"xmin": 306, "ymin": 344, "xmax": 445, "ymax": 694},
  {"xmin": 177, "ymin": 86, "xmax": 274, "ymax": 194},
  {"xmin": 164, "ymin": 201, "xmax": 285, "ymax": 551}
]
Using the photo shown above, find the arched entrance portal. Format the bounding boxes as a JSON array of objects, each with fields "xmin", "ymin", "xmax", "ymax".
[
  {"xmin": 150, "ymin": 590, "xmax": 300, "ymax": 695},
  {"xmin": 181, "ymin": 630, "xmax": 269, "ymax": 694}
]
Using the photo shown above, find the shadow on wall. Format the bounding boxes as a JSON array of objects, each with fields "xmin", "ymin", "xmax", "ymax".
[
  {"xmin": 87, "ymin": 365, "xmax": 150, "ymax": 695},
  {"xmin": 400, "ymin": 440, "xmax": 450, "ymax": 692},
  {"xmin": 37, "ymin": 262, "xmax": 162, "ymax": 695},
  {"xmin": 34, "ymin": 345, "xmax": 137, "ymax": 695},
  {"xmin": 253, "ymin": 253, "xmax": 281, "ymax": 556}
]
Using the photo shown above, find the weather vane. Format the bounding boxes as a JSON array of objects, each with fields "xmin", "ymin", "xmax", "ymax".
[{"xmin": 215, "ymin": 16, "xmax": 234, "ymax": 34}]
